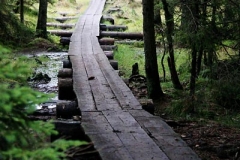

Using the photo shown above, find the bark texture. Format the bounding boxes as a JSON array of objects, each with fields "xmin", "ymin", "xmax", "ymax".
[
  {"xmin": 142, "ymin": 0, "xmax": 164, "ymax": 99},
  {"xmin": 36, "ymin": 0, "xmax": 48, "ymax": 38}
]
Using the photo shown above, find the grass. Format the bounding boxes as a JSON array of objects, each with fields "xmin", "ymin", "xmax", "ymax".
[
  {"xmin": 103, "ymin": 0, "xmax": 143, "ymax": 32},
  {"xmin": 114, "ymin": 32, "xmax": 240, "ymax": 129}
]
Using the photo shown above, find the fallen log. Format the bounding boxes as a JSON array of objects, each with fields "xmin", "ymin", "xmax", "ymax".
[
  {"xmin": 102, "ymin": 15, "xmax": 114, "ymax": 24},
  {"xmin": 100, "ymin": 31, "xmax": 143, "ymax": 40},
  {"xmin": 100, "ymin": 24, "xmax": 128, "ymax": 31},
  {"xmin": 104, "ymin": 51, "xmax": 114, "ymax": 60},
  {"xmin": 56, "ymin": 101, "xmax": 80, "ymax": 119},
  {"xmin": 47, "ymin": 23, "xmax": 75, "ymax": 29},
  {"xmin": 58, "ymin": 68, "xmax": 73, "ymax": 78},
  {"xmin": 58, "ymin": 78, "xmax": 76, "ymax": 100},
  {"xmin": 101, "ymin": 45, "xmax": 117, "ymax": 51},
  {"xmin": 48, "ymin": 30, "xmax": 73, "ymax": 37},
  {"xmin": 99, "ymin": 38, "xmax": 115, "ymax": 45}
]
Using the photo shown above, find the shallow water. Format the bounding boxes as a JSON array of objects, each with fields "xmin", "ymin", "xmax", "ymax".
[
  {"xmin": 28, "ymin": 51, "xmax": 68, "ymax": 93},
  {"xmin": 27, "ymin": 51, "xmax": 68, "ymax": 109}
]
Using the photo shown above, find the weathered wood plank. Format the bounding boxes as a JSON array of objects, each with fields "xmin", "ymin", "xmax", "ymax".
[
  {"xmin": 117, "ymin": 133, "xmax": 170, "ymax": 160},
  {"xmin": 94, "ymin": 53, "xmax": 142, "ymax": 110},
  {"xmin": 103, "ymin": 110, "xmax": 146, "ymax": 134},
  {"xmin": 70, "ymin": 55, "xmax": 96, "ymax": 111},
  {"xmin": 85, "ymin": 133, "xmax": 134, "ymax": 160},
  {"xmin": 81, "ymin": 112, "xmax": 113, "ymax": 133}
]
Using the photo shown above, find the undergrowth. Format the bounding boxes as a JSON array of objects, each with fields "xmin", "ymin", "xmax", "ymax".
[
  {"xmin": 0, "ymin": 46, "xmax": 87, "ymax": 159},
  {"xmin": 115, "ymin": 44, "xmax": 240, "ymax": 128}
]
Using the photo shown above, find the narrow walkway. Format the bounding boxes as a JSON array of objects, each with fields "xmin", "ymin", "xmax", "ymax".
[{"xmin": 68, "ymin": 0, "xmax": 200, "ymax": 159}]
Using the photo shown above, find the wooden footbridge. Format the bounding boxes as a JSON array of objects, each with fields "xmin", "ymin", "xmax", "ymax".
[{"xmin": 56, "ymin": 0, "xmax": 200, "ymax": 159}]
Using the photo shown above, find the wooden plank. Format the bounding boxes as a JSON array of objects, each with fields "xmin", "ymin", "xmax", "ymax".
[
  {"xmin": 86, "ymin": 133, "xmax": 134, "ymax": 160},
  {"xmin": 94, "ymin": 53, "xmax": 142, "ymax": 110},
  {"xmin": 81, "ymin": 47, "xmax": 122, "ymax": 111},
  {"xmin": 70, "ymin": 55, "xmax": 96, "ymax": 111},
  {"xmin": 117, "ymin": 133, "xmax": 170, "ymax": 160},
  {"xmin": 128, "ymin": 109, "xmax": 154, "ymax": 118},
  {"xmin": 81, "ymin": 112, "xmax": 113, "ymax": 133},
  {"xmin": 92, "ymin": 15, "xmax": 102, "ymax": 36},
  {"xmin": 103, "ymin": 110, "xmax": 146, "ymax": 134}
]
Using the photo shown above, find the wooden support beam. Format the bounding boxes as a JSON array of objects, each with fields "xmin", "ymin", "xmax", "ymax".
[
  {"xmin": 55, "ymin": 17, "xmax": 77, "ymax": 23},
  {"xmin": 102, "ymin": 15, "xmax": 114, "ymax": 24},
  {"xmin": 58, "ymin": 68, "xmax": 73, "ymax": 78},
  {"xmin": 104, "ymin": 51, "xmax": 114, "ymax": 60},
  {"xmin": 101, "ymin": 45, "xmax": 117, "ymax": 51},
  {"xmin": 99, "ymin": 38, "xmax": 115, "ymax": 45},
  {"xmin": 48, "ymin": 30, "xmax": 73, "ymax": 37},
  {"xmin": 60, "ymin": 37, "xmax": 71, "ymax": 45},
  {"xmin": 51, "ymin": 120, "xmax": 84, "ymax": 141},
  {"xmin": 58, "ymin": 78, "xmax": 76, "ymax": 100},
  {"xmin": 56, "ymin": 101, "xmax": 80, "ymax": 119},
  {"xmin": 109, "ymin": 60, "xmax": 118, "ymax": 70},
  {"xmin": 100, "ymin": 31, "xmax": 143, "ymax": 40},
  {"xmin": 100, "ymin": 24, "xmax": 128, "ymax": 31},
  {"xmin": 63, "ymin": 59, "xmax": 72, "ymax": 68},
  {"xmin": 47, "ymin": 23, "xmax": 75, "ymax": 29}
]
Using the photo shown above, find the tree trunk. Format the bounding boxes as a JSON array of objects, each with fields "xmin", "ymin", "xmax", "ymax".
[
  {"xmin": 189, "ymin": 1, "xmax": 199, "ymax": 109},
  {"xmin": 154, "ymin": 0, "xmax": 161, "ymax": 25},
  {"xmin": 162, "ymin": 0, "xmax": 183, "ymax": 90},
  {"xmin": 20, "ymin": 0, "xmax": 24, "ymax": 23},
  {"xmin": 36, "ymin": 0, "xmax": 48, "ymax": 38},
  {"xmin": 142, "ymin": 0, "xmax": 164, "ymax": 99}
]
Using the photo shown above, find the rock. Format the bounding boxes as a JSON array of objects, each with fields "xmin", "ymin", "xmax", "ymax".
[{"xmin": 28, "ymin": 72, "xmax": 51, "ymax": 83}]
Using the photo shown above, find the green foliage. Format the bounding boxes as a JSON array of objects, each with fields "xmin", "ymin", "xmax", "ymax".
[
  {"xmin": 0, "ymin": 46, "xmax": 87, "ymax": 159},
  {"xmin": 114, "ymin": 44, "xmax": 145, "ymax": 78}
]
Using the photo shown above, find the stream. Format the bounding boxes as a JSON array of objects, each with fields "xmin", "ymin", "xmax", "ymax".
[{"xmin": 27, "ymin": 51, "xmax": 68, "ymax": 110}]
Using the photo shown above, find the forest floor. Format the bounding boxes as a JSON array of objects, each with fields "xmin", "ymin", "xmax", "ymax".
[{"xmin": 129, "ymin": 79, "xmax": 240, "ymax": 160}]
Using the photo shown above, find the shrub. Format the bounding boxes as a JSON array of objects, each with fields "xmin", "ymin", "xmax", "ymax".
[{"xmin": 0, "ymin": 45, "xmax": 86, "ymax": 160}]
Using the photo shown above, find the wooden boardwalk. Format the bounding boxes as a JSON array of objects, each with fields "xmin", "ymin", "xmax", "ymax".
[{"xmin": 68, "ymin": 0, "xmax": 200, "ymax": 159}]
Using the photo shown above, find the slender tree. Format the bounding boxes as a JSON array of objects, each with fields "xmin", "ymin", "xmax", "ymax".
[
  {"xmin": 36, "ymin": 0, "xmax": 48, "ymax": 38},
  {"xmin": 161, "ymin": 0, "xmax": 183, "ymax": 90},
  {"xmin": 20, "ymin": 0, "xmax": 24, "ymax": 23},
  {"xmin": 142, "ymin": 0, "xmax": 164, "ymax": 99}
]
